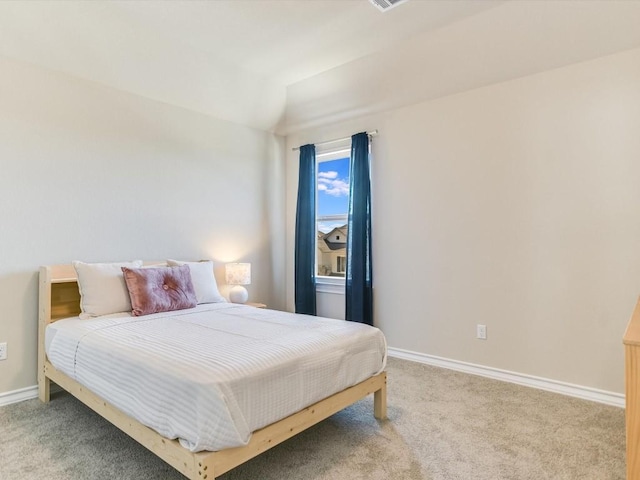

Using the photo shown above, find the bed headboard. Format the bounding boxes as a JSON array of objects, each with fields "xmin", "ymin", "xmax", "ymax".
[{"xmin": 40, "ymin": 265, "xmax": 81, "ymax": 323}]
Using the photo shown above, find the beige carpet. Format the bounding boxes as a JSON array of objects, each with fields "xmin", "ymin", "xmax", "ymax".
[{"xmin": 0, "ymin": 357, "xmax": 625, "ymax": 479}]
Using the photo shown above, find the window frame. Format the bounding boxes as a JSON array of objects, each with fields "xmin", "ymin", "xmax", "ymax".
[{"xmin": 315, "ymin": 144, "xmax": 351, "ymax": 294}]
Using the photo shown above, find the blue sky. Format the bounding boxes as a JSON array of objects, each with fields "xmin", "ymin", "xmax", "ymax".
[{"xmin": 317, "ymin": 157, "xmax": 349, "ymax": 232}]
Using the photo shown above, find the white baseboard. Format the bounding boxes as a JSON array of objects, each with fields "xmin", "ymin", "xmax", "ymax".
[
  {"xmin": 0, "ymin": 383, "xmax": 64, "ymax": 407},
  {"xmin": 0, "ymin": 385, "xmax": 38, "ymax": 407},
  {"xmin": 388, "ymin": 347, "xmax": 625, "ymax": 408}
]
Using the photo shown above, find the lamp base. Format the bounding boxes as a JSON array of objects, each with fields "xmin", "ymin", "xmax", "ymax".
[{"xmin": 229, "ymin": 285, "xmax": 248, "ymax": 304}]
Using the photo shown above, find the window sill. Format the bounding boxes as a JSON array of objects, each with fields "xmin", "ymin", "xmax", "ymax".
[{"xmin": 316, "ymin": 277, "xmax": 345, "ymax": 295}]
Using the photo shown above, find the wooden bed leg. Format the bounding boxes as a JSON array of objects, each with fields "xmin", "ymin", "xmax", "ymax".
[
  {"xmin": 38, "ymin": 265, "xmax": 51, "ymax": 403},
  {"xmin": 39, "ymin": 374, "xmax": 51, "ymax": 403},
  {"xmin": 373, "ymin": 372, "xmax": 387, "ymax": 420}
]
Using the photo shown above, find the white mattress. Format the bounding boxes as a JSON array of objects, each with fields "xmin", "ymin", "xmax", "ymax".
[{"xmin": 45, "ymin": 303, "xmax": 387, "ymax": 452}]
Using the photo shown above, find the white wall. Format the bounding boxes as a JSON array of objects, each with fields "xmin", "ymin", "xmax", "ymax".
[
  {"xmin": 286, "ymin": 47, "xmax": 640, "ymax": 394},
  {"xmin": 0, "ymin": 55, "xmax": 285, "ymax": 395},
  {"xmin": 316, "ymin": 291, "xmax": 346, "ymax": 320}
]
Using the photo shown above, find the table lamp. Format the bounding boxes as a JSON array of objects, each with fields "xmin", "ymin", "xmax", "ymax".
[{"xmin": 225, "ymin": 262, "xmax": 251, "ymax": 304}]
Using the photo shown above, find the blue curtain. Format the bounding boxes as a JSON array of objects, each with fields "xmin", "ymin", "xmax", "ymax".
[
  {"xmin": 346, "ymin": 132, "xmax": 373, "ymax": 325},
  {"xmin": 294, "ymin": 144, "xmax": 317, "ymax": 315}
]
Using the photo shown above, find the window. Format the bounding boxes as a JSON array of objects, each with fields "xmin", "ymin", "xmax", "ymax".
[{"xmin": 316, "ymin": 147, "xmax": 350, "ymax": 280}]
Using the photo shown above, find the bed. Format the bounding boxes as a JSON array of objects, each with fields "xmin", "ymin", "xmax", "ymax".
[
  {"xmin": 38, "ymin": 263, "xmax": 387, "ymax": 479},
  {"xmin": 624, "ymin": 297, "xmax": 640, "ymax": 479}
]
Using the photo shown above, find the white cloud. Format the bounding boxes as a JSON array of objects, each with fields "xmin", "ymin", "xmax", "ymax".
[
  {"xmin": 318, "ymin": 171, "xmax": 338, "ymax": 180},
  {"xmin": 324, "ymin": 179, "xmax": 349, "ymax": 197},
  {"xmin": 317, "ymin": 176, "xmax": 349, "ymax": 197},
  {"xmin": 318, "ymin": 221, "xmax": 344, "ymax": 233}
]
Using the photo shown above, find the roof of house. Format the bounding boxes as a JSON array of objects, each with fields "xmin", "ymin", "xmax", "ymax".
[{"xmin": 320, "ymin": 225, "xmax": 348, "ymax": 251}]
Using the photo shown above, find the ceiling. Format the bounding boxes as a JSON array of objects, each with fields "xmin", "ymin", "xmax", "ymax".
[{"xmin": 0, "ymin": 1, "xmax": 639, "ymax": 134}]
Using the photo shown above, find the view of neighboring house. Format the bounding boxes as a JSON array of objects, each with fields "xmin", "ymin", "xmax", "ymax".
[{"xmin": 317, "ymin": 225, "xmax": 347, "ymax": 277}]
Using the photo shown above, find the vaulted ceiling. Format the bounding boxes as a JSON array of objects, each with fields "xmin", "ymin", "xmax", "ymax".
[{"xmin": 0, "ymin": 1, "xmax": 639, "ymax": 134}]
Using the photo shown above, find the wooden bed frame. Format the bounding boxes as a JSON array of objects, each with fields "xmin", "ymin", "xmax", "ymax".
[
  {"xmin": 624, "ymin": 297, "xmax": 640, "ymax": 480},
  {"xmin": 38, "ymin": 264, "xmax": 387, "ymax": 479}
]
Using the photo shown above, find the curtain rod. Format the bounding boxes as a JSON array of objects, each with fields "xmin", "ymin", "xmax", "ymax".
[{"xmin": 291, "ymin": 130, "xmax": 378, "ymax": 152}]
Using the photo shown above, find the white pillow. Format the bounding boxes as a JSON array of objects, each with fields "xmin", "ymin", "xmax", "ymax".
[
  {"xmin": 73, "ymin": 260, "xmax": 143, "ymax": 319},
  {"xmin": 166, "ymin": 259, "xmax": 226, "ymax": 304}
]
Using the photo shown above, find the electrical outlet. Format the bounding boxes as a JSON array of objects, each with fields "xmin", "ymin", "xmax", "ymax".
[
  {"xmin": 0, "ymin": 342, "xmax": 6, "ymax": 360},
  {"xmin": 476, "ymin": 325, "xmax": 487, "ymax": 340}
]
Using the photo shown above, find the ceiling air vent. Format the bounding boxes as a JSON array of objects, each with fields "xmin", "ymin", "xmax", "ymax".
[{"xmin": 369, "ymin": 0, "xmax": 410, "ymax": 12}]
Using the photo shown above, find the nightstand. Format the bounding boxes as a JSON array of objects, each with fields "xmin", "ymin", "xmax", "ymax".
[{"xmin": 246, "ymin": 302, "xmax": 267, "ymax": 309}]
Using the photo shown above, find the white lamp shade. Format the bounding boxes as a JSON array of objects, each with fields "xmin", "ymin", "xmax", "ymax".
[{"xmin": 225, "ymin": 263, "xmax": 251, "ymax": 285}]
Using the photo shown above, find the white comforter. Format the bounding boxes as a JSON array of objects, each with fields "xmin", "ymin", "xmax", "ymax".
[{"xmin": 45, "ymin": 303, "xmax": 387, "ymax": 452}]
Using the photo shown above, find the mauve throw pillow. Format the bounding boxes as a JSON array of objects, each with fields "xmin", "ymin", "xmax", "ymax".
[{"xmin": 121, "ymin": 265, "xmax": 197, "ymax": 316}]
